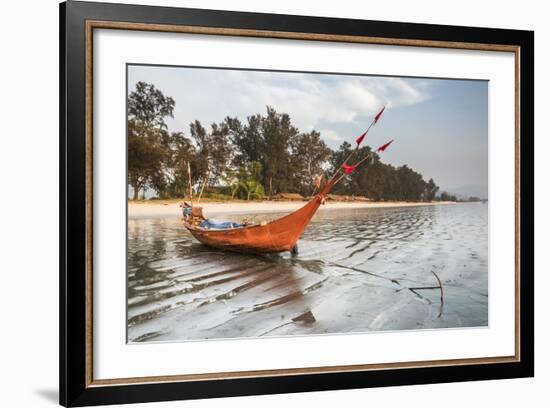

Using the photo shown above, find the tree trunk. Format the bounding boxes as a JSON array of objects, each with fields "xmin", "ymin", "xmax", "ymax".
[
  {"xmin": 268, "ymin": 176, "xmax": 273, "ymax": 199},
  {"xmin": 197, "ymin": 170, "xmax": 210, "ymax": 203},
  {"xmin": 133, "ymin": 185, "xmax": 139, "ymax": 200}
]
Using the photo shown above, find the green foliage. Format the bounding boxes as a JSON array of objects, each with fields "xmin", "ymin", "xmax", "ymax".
[
  {"xmin": 189, "ymin": 119, "xmax": 232, "ymax": 194},
  {"xmin": 226, "ymin": 115, "xmax": 262, "ymax": 167},
  {"xmin": 162, "ymin": 132, "xmax": 197, "ymax": 199},
  {"xmin": 329, "ymin": 144, "xmax": 438, "ymax": 202},
  {"xmin": 127, "ymin": 82, "xmax": 175, "ymax": 200},
  {"xmin": 127, "ymin": 82, "xmax": 440, "ymax": 202},
  {"xmin": 128, "ymin": 119, "xmax": 171, "ymax": 200},
  {"xmin": 439, "ymin": 191, "xmax": 458, "ymax": 202},
  {"xmin": 426, "ymin": 178, "xmax": 439, "ymax": 201},
  {"xmin": 128, "ymin": 81, "xmax": 175, "ymax": 129},
  {"xmin": 223, "ymin": 162, "xmax": 265, "ymax": 200},
  {"xmin": 290, "ymin": 131, "xmax": 331, "ymax": 196}
]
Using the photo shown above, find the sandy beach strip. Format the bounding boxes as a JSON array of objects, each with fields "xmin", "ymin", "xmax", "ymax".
[{"xmin": 128, "ymin": 200, "xmax": 452, "ymax": 219}]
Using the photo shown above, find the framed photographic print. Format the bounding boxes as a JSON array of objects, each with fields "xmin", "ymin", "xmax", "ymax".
[{"xmin": 59, "ymin": 0, "xmax": 534, "ymax": 406}]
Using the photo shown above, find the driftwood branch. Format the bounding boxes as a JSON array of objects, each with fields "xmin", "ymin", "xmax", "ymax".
[
  {"xmin": 401, "ymin": 271, "xmax": 444, "ymax": 317},
  {"xmin": 431, "ymin": 270, "xmax": 444, "ymax": 318}
]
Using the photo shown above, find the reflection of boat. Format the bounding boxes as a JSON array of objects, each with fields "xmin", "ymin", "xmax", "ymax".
[{"xmin": 185, "ymin": 180, "xmax": 335, "ymax": 254}]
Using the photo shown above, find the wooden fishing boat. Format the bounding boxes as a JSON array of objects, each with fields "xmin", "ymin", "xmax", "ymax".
[
  {"xmin": 184, "ymin": 180, "xmax": 335, "ymax": 254},
  {"xmin": 184, "ymin": 107, "xmax": 392, "ymax": 254}
]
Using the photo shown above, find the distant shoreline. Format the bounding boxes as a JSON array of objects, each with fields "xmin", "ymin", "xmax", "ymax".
[{"xmin": 128, "ymin": 199, "xmax": 454, "ymax": 219}]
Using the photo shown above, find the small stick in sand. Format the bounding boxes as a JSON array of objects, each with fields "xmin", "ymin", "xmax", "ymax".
[
  {"xmin": 431, "ymin": 270, "xmax": 444, "ymax": 318},
  {"xmin": 402, "ymin": 271, "xmax": 444, "ymax": 317}
]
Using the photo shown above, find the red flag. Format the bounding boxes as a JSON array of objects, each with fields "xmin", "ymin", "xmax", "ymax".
[
  {"xmin": 342, "ymin": 163, "xmax": 357, "ymax": 175},
  {"xmin": 355, "ymin": 131, "xmax": 367, "ymax": 146},
  {"xmin": 376, "ymin": 139, "xmax": 394, "ymax": 153},
  {"xmin": 374, "ymin": 106, "xmax": 386, "ymax": 124}
]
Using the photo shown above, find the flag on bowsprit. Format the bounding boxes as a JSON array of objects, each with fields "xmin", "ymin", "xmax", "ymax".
[
  {"xmin": 342, "ymin": 163, "xmax": 357, "ymax": 175},
  {"xmin": 376, "ymin": 139, "xmax": 394, "ymax": 153},
  {"xmin": 355, "ymin": 106, "xmax": 386, "ymax": 146},
  {"xmin": 355, "ymin": 131, "xmax": 367, "ymax": 146},
  {"xmin": 340, "ymin": 139, "xmax": 394, "ymax": 177},
  {"xmin": 373, "ymin": 106, "xmax": 386, "ymax": 124}
]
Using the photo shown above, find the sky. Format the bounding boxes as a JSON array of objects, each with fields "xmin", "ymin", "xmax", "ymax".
[{"xmin": 128, "ymin": 64, "xmax": 488, "ymax": 197}]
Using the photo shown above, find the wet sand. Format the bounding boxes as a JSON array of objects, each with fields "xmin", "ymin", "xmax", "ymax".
[
  {"xmin": 127, "ymin": 203, "xmax": 487, "ymax": 343},
  {"xmin": 128, "ymin": 200, "xmax": 453, "ymax": 219}
]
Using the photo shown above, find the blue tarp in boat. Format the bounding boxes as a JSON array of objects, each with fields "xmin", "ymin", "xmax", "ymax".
[{"xmin": 199, "ymin": 219, "xmax": 246, "ymax": 230}]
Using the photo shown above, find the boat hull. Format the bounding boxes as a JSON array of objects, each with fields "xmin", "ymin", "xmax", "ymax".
[{"xmin": 185, "ymin": 196, "xmax": 323, "ymax": 253}]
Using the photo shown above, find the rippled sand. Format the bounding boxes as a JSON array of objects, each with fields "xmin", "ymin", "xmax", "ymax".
[{"xmin": 127, "ymin": 203, "xmax": 488, "ymax": 343}]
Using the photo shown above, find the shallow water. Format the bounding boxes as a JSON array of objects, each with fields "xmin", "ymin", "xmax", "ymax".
[{"xmin": 127, "ymin": 203, "xmax": 488, "ymax": 343}]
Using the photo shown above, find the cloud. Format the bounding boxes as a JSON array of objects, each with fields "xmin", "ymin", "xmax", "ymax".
[
  {"xmin": 222, "ymin": 72, "xmax": 428, "ymax": 129},
  {"xmin": 129, "ymin": 66, "xmax": 429, "ymax": 139},
  {"xmin": 320, "ymin": 129, "xmax": 342, "ymax": 142}
]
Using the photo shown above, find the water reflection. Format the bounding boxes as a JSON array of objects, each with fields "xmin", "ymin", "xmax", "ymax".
[{"xmin": 127, "ymin": 203, "xmax": 488, "ymax": 342}]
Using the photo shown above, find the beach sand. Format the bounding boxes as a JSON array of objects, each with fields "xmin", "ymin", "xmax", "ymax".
[{"xmin": 128, "ymin": 200, "xmax": 453, "ymax": 218}]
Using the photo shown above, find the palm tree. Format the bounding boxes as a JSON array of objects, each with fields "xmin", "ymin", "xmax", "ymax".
[{"xmin": 239, "ymin": 179, "xmax": 265, "ymax": 201}]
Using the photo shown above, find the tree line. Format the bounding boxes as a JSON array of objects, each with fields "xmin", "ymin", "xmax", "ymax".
[{"xmin": 128, "ymin": 81, "xmax": 447, "ymax": 202}]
